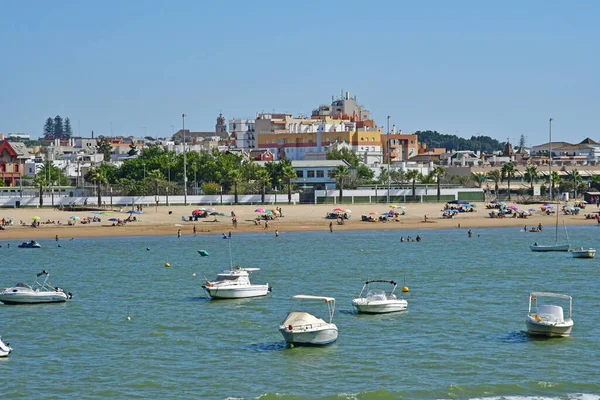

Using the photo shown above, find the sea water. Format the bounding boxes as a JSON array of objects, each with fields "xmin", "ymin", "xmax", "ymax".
[{"xmin": 0, "ymin": 226, "xmax": 599, "ymax": 399}]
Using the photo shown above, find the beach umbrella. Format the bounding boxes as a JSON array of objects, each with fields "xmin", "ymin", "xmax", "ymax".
[
  {"xmin": 389, "ymin": 205, "xmax": 398, "ymax": 208},
  {"xmin": 581, "ymin": 200, "xmax": 588, "ymax": 204},
  {"xmin": 127, "ymin": 210, "xmax": 137, "ymax": 214},
  {"xmin": 369, "ymin": 211, "xmax": 378, "ymax": 215},
  {"xmin": 219, "ymin": 212, "xmax": 227, "ymax": 216},
  {"xmin": 382, "ymin": 213, "xmax": 393, "ymax": 217},
  {"xmin": 345, "ymin": 209, "xmax": 352, "ymax": 213},
  {"xmin": 529, "ymin": 208, "xmax": 537, "ymax": 212},
  {"xmin": 32, "ymin": 216, "xmax": 40, "ymax": 220},
  {"xmin": 333, "ymin": 207, "xmax": 343, "ymax": 211},
  {"xmin": 574, "ymin": 207, "xmax": 581, "ymax": 211},
  {"xmin": 70, "ymin": 216, "xmax": 80, "ymax": 220},
  {"xmin": 507, "ymin": 205, "xmax": 518, "ymax": 210},
  {"xmin": 210, "ymin": 211, "xmax": 220, "ymax": 216},
  {"xmin": 100, "ymin": 212, "xmax": 109, "ymax": 216},
  {"xmin": 265, "ymin": 210, "xmax": 273, "ymax": 214},
  {"xmin": 192, "ymin": 209, "xmax": 203, "ymax": 215},
  {"xmin": 399, "ymin": 206, "xmax": 406, "ymax": 209},
  {"xmin": 108, "ymin": 218, "xmax": 119, "ymax": 222},
  {"xmin": 90, "ymin": 211, "xmax": 101, "ymax": 214},
  {"xmin": 255, "ymin": 208, "xmax": 266, "ymax": 213}
]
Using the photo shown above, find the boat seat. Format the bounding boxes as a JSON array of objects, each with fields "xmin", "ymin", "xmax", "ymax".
[{"xmin": 537, "ymin": 304, "xmax": 564, "ymax": 322}]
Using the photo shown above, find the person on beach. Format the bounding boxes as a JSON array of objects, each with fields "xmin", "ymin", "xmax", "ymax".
[
  {"xmin": 264, "ymin": 220, "xmax": 269, "ymax": 230},
  {"xmin": 468, "ymin": 229, "xmax": 472, "ymax": 237},
  {"xmin": 416, "ymin": 235, "xmax": 421, "ymax": 242},
  {"xmin": 538, "ymin": 223, "xmax": 542, "ymax": 231},
  {"xmin": 177, "ymin": 229, "xmax": 181, "ymax": 238},
  {"xmin": 275, "ymin": 230, "xmax": 279, "ymax": 238},
  {"xmin": 193, "ymin": 225, "xmax": 197, "ymax": 235},
  {"xmin": 400, "ymin": 236, "xmax": 405, "ymax": 242},
  {"xmin": 329, "ymin": 222, "xmax": 333, "ymax": 232},
  {"xmin": 55, "ymin": 235, "xmax": 59, "ymax": 241}
]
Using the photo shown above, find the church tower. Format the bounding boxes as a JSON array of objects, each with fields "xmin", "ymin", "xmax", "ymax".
[{"xmin": 215, "ymin": 113, "xmax": 227, "ymax": 135}]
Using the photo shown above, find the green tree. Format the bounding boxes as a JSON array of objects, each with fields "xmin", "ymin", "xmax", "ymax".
[
  {"xmin": 228, "ymin": 169, "xmax": 242, "ymax": 205},
  {"xmin": 85, "ymin": 168, "xmax": 108, "ymax": 206},
  {"xmin": 471, "ymin": 172, "xmax": 486, "ymax": 188},
  {"xmin": 523, "ymin": 165, "xmax": 539, "ymax": 196},
  {"xmin": 390, "ymin": 169, "xmax": 406, "ymax": 184},
  {"xmin": 432, "ymin": 166, "xmax": 446, "ymax": 201},
  {"xmin": 330, "ymin": 165, "xmax": 351, "ymax": 204},
  {"xmin": 128, "ymin": 144, "xmax": 138, "ymax": 157},
  {"xmin": 547, "ymin": 171, "xmax": 562, "ymax": 200},
  {"xmin": 146, "ymin": 169, "xmax": 166, "ymax": 198},
  {"xmin": 33, "ymin": 173, "xmax": 48, "ymax": 206},
  {"xmin": 43, "ymin": 118, "xmax": 54, "ymax": 138},
  {"xmin": 569, "ymin": 169, "xmax": 583, "ymax": 199},
  {"xmin": 53, "ymin": 115, "xmax": 63, "ymax": 138},
  {"xmin": 450, "ymin": 175, "xmax": 470, "ymax": 186},
  {"xmin": 501, "ymin": 162, "xmax": 516, "ymax": 200},
  {"xmin": 97, "ymin": 138, "xmax": 113, "ymax": 162},
  {"xmin": 486, "ymin": 170, "xmax": 501, "ymax": 199},
  {"xmin": 356, "ymin": 164, "xmax": 375, "ymax": 182},
  {"xmin": 590, "ymin": 175, "xmax": 600, "ymax": 191},
  {"xmin": 406, "ymin": 169, "xmax": 422, "ymax": 201},
  {"xmin": 254, "ymin": 167, "xmax": 271, "ymax": 203},
  {"xmin": 63, "ymin": 117, "xmax": 73, "ymax": 137},
  {"xmin": 326, "ymin": 147, "xmax": 362, "ymax": 167},
  {"xmin": 280, "ymin": 159, "xmax": 297, "ymax": 204}
]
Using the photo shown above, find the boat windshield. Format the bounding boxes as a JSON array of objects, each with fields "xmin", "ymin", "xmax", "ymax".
[
  {"xmin": 365, "ymin": 290, "xmax": 387, "ymax": 301},
  {"xmin": 215, "ymin": 275, "xmax": 242, "ymax": 282},
  {"xmin": 15, "ymin": 282, "xmax": 32, "ymax": 289}
]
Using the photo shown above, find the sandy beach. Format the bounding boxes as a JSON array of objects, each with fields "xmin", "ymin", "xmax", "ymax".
[{"xmin": 0, "ymin": 201, "xmax": 597, "ymax": 240}]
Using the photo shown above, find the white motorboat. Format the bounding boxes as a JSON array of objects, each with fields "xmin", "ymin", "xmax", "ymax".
[
  {"xmin": 0, "ymin": 270, "xmax": 73, "ymax": 305},
  {"xmin": 525, "ymin": 292, "xmax": 573, "ymax": 338},
  {"xmin": 571, "ymin": 247, "xmax": 596, "ymax": 258},
  {"xmin": 0, "ymin": 335, "xmax": 12, "ymax": 357},
  {"xmin": 202, "ymin": 267, "xmax": 271, "ymax": 299},
  {"xmin": 279, "ymin": 295, "xmax": 338, "ymax": 346},
  {"xmin": 529, "ymin": 243, "xmax": 570, "ymax": 252},
  {"xmin": 352, "ymin": 280, "xmax": 408, "ymax": 314}
]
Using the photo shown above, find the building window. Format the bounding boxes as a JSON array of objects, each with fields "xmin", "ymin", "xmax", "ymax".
[
  {"xmin": 296, "ymin": 170, "xmax": 303, "ymax": 178},
  {"xmin": 317, "ymin": 170, "xmax": 324, "ymax": 178},
  {"xmin": 307, "ymin": 170, "xmax": 315, "ymax": 178}
]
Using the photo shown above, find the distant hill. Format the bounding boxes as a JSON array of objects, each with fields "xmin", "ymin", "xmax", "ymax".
[{"xmin": 416, "ymin": 130, "xmax": 505, "ymax": 153}]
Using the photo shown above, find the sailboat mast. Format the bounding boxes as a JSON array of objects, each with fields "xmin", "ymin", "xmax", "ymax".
[{"xmin": 228, "ymin": 237, "xmax": 233, "ymax": 270}]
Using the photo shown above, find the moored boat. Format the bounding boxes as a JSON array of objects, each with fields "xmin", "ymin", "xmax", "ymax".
[
  {"xmin": 0, "ymin": 335, "xmax": 11, "ymax": 357},
  {"xmin": 352, "ymin": 280, "xmax": 407, "ymax": 314},
  {"xmin": 18, "ymin": 240, "xmax": 41, "ymax": 248},
  {"xmin": 279, "ymin": 295, "xmax": 338, "ymax": 346},
  {"xmin": 0, "ymin": 270, "xmax": 72, "ymax": 305},
  {"xmin": 525, "ymin": 292, "xmax": 573, "ymax": 338},
  {"xmin": 571, "ymin": 247, "xmax": 596, "ymax": 258},
  {"xmin": 202, "ymin": 267, "xmax": 271, "ymax": 299}
]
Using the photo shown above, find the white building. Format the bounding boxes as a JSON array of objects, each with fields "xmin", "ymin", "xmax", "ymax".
[{"xmin": 229, "ymin": 118, "xmax": 255, "ymax": 151}]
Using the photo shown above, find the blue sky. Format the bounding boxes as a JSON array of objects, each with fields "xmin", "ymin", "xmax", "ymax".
[{"xmin": 1, "ymin": 0, "xmax": 599, "ymax": 145}]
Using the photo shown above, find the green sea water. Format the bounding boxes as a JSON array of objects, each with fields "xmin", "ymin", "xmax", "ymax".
[{"xmin": 1, "ymin": 226, "xmax": 599, "ymax": 399}]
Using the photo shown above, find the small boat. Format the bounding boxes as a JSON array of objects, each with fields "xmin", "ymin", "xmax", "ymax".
[
  {"xmin": 18, "ymin": 240, "xmax": 41, "ymax": 248},
  {"xmin": 351, "ymin": 280, "xmax": 408, "ymax": 314},
  {"xmin": 525, "ymin": 292, "xmax": 573, "ymax": 338},
  {"xmin": 279, "ymin": 295, "xmax": 338, "ymax": 346},
  {"xmin": 571, "ymin": 247, "xmax": 596, "ymax": 258},
  {"xmin": 0, "ymin": 335, "xmax": 12, "ymax": 357},
  {"xmin": 0, "ymin": 270, "xmax": 73, "ymax": 305},
  {"xmin": 202, "ymin": 267, "xmax": 271, "ymax": 299},
  {"xmin": 529, "ymin": 243, "xmax": 570, "ymax": 252},
  {"xmin": 201, "ymin": 237, "xmax": 270, "ymax": 299}
]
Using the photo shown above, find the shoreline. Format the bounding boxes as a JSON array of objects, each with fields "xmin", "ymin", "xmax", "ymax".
[{"xmin": 0, "ymin": 202, "xmax": 597, "ymax": 240}]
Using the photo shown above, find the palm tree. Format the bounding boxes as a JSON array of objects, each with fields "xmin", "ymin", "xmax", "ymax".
[
  {"xmin": 254, "ymin": 167, "xmax": 271, "ymax": 203},
  {"xmin": 280, "ymin": 160, "xmax": 297, "ymax": 204},
  {"xmin": 406, "ymin": 169, "xmax": 422, "ymax": 201},
  {"xmin": 486, "ymin": 170, "xmax": 501, "ymax": 199},
  {"xmin": 470, "ymin": 172, "xmax": 486, "ymax": 188},
  {"xmin": 501, "ymin": 162, "xmax": 516, "ymax": 200},
  {"xmin": 450, "ymin": 175, "xmax": 470, "ymax": 186},
  {"xmin": 330, "ymin": 165, "xmax": 351, "ymax": 204},
  {"xmin": 590, "ymin": 175, "xmax": 600, "ymax": 191},
  {"xmin": 523, "ymin": 165, "xmax": 539, "ymax": 195},
  {"xmin": 147, "ymin": 169, "xmax": 166, "ymax": 198},
  {"xmin": 432, "ymin": 166, "xmax": 446, "ymax": 201},
  {"xmin": 86, "ymin": 168, "xmax": 107, "ymax": 206},
  {"xmin": 547, "ymin": 171, "xmax": 562, "ymax": 200},
  {"xmin": 228, "ymin": 169, "xmax": 242, "ymax": 205},
  {"xmin": 33, "ymin": 174, "xmax": 48, "ymax": 207},
  {"xmin": 569, "ymin": 169, "xmax": 583, "ymax": 199}
]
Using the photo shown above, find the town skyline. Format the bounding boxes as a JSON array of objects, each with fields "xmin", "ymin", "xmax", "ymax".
[{"xmin": 1, "ymin": 1, "xmax": 599, "ymax": 145}]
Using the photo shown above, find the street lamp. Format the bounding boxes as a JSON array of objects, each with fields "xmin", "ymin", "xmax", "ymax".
[
  {"xmin": 387, "ymin": 115, "xmax": 391, "ymax": 204},
  {"xmin": 549, "ymin": 118, "xmax": 553, "ymax": 200},
  {"xmin": 182, "ymin": 113, "xmax": 187, "ymax": 206}
]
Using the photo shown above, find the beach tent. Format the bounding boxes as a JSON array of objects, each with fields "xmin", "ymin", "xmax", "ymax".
[{"xmin": 448, "ymin": 200, "xmax": 469, "ymax": 204}]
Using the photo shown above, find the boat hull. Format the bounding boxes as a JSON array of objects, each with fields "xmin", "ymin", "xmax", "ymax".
[
  {"xmin": 526, "ymin": 317, "xmax": 573, "ymax": 338},
  {"xmin": 0, "ymin": 292, "xmax": 69, "ymax": 305},
  {"xmin": 203, "ymin": 285, "xmax": 270, "ymax": 299},
  {"xmin": 278, "ymin": 326, "xmax": 338, "ymax": 346},
  {"xmin": 571, "ymin": 249, "xmax": 596, "ymax": 258},
  {"xmin": 352, "ymin": 299, "xmax": 408, "ymax": 314},
  {"xmin": 530, "ymin": 244, "xmax": 570, "ymax": 252}
]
